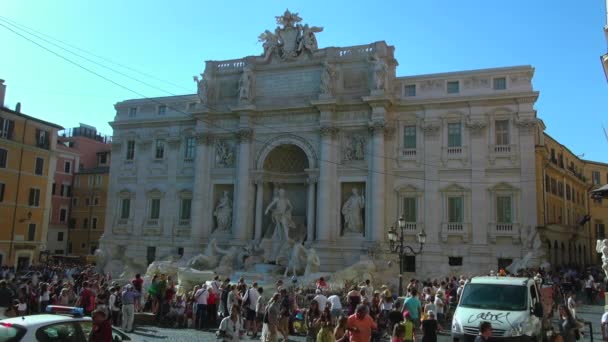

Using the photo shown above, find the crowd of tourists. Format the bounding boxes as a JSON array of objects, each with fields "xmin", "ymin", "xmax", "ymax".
[{"xmin": 0, "ymin": 261, "xmax": 605, "ymax": 342}]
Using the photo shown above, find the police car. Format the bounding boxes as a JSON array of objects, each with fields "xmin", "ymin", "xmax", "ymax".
[{"xmin": 0, "ymin": 306, "xmax": 132, "ymax": 341}]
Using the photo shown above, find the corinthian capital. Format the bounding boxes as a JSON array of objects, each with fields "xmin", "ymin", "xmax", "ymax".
[
  {"xmin": 237, "ymin": 128, "xmax": 253, "ymax": 142},
  {"xmin": 368, "ymin": 120, "xmax": 387, "ymax": 136},
  {"xmin": 319, "ymin": 125, "xmax": 339, "ymax": 138}
]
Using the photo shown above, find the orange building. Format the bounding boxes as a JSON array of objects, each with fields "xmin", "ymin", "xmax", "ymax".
[{"xmin": 0, "ymin": 80, "xmax": 63, "ymax": 269}]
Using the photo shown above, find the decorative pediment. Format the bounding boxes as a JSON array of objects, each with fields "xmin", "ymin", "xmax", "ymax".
[
  {"xmin": 178, "ymin": 188, "xmax": 193, "ymax": 197},
  {"xmin": 146, "ymin": 187, "xmax": 165, "ymax": 197},
  {"xmin": 395, "ymin": 184, "xmax": 423, "ymax": 194},
  {"xmin": 117, "ymin": 188, "xmax": 135, "ymax": 198},
  {"xmin": 439, "ymin": 183, "xmax": 470, "ymax": 193},
  {"xmin": 488, "ymin": 182, "xmax": 519, "ymax": 192}
]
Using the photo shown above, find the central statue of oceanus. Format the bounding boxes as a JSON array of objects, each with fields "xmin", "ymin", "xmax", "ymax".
[{"xmin": 264, "ymin": 188, "xmax": 297, "ymax": 260}]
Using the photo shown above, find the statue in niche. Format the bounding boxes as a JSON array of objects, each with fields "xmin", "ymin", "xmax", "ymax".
[
  {"xmin": 215, "ymin": 141, "xmax": 234, "ymax": 167},
  {"xmin": 214, "ymin": 190, "xmax": 233, "ymax": 232},
  {"xmin": 238, "ymin": 66, "xmax": 254, "ymax": 103},
  {"xmin": 342, "ymin": 188, "xmax": 365, "ymax": 234},
  {"xmin": 319, "ymin": 62, "xmax": 337, "ymax": 96},
  {"xmin": 343, "ymin": 135, "xmax": 365, "ymax": 161},
  {"xmin": 370, "ymin": 54, "xmax": 387, "ymax": 91},
  {"xmin": 264, "ymin": 188, "xmax": 297, "ymax": 260}
]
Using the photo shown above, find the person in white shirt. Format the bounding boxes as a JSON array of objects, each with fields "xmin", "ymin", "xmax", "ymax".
[
  {"xmin": 242, "ymin": 282, "xmax": 260, "ymax": 337},
  {"xmin": 194, "ymin": 284, "xmax": 209, "ymax": 330},
  {"xmin": 254, "ymin": 287, "xmax": 265, "ymax": 338},
  {"xmin": 219, "ymin": 306, "xmax": 244, "ymax": 342},
  {"xmin": 327, "ymin": 294, "xmax": 342, "ymax": 321},
  {"xmin": 567, "ymin": 292, "xmax": 577, "ymax": 319},
  {"xmin": 585, "ymin": 275, "xmax": 594, "ymax": 304},
  {"xmin": 109, "ymin": 287, "xmax": 121, "ymax": 326},
  {"xmin": 313, "ymin": 289, "xmax": 328, "ymax": 311}
]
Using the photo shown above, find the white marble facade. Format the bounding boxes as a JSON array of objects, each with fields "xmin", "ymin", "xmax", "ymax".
[{"xmin": 103, "ymin": 11, "xmax": 539, "ymax": 276}]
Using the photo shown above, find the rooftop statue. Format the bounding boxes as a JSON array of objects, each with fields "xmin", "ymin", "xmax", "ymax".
[{"xmin": 258, "ymin": 9, "xmax": 323, "ymax": 61}]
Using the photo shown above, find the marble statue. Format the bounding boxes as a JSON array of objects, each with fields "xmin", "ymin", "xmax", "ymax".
[
  {"xmin": 506, "ymin": 226, "xmax": 549, "ymax": 274},
  {"xmin": 258, "ymin": 30, "xmax": 279, "ymax": 62},
  {"xmin": 371, "ymin": 54, "xmax": 387, "ymax": 91},
  {"xmin": 298, "ymin": 24, "xmax": 323, "ymax": 53},
  {"xmin": 258, "ymin": 10, "xmax": 323, "ymax": 61},
  {"xmin": 319, "ymin": 62, "xmax": 337, "ymax": 96},
  {"xmin": 193, "ymin": 69, "xmax": 211, "ymax": 105},
  {"xmin": 238, "ymin": 67, "xmax": 254, "ymax": 103},
  {"xmin": 215, "ymin": 141, "xmax": 234, "ymax": 167},
  {"xmin": 596, "ymin": 239, "xmax": 608, "ymax": 278},
  {"xmin": 265, "ymin": 188, "xmax": 297, "ymax": 260},
  {"xmin": 186, "ymin": 239, "xmax": 220, "ymax": 270},
  {"xmin": 214, "ymin": 190, "xmax": 233, "ymax": 231},
  {"xmin": 284, "ymin": 240, "xmax": 307, "ymax": 277},
  {"xmin": 343, "ymin": 135, "xmax": 365, "ymax": 161},
  {"xmin": 304, "ymin": 248, "xmax": 320, "ymax": 276},
  {"xmin": 342, "ymin": 188, "xmax": 365, "ymax": 234}
]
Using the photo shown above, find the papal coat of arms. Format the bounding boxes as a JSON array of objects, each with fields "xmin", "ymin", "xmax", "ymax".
[{"xmin": 258, "ymin": 9, "xmax": 323, "ymax": 61}]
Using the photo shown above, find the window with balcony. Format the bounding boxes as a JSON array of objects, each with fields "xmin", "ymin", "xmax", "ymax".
[
  {"xmin": 495, "ymin": 120, "xmax": 510, "ymax": 146},
  {"xmin": 448, "ymin": 196, "xmax": 463, "ymax": 223},
  {"xmin": 447, "ymin": 123, "xmax": 462, "ymax": 147},
  {"xmin": 493, "ymin": 77, "xmax": 507, "ymax": 90},
  {"xmin": 447, "ymin": 81, "xmax": 459, "ymax": 94},
  {"xmin": 180, "ymin": 198, "xmax": 192, "ymax": 225},
  {"xmin": 150, "ymin": 199, "xmax": 161, "ymax": 219},
  {"xmin": 35, "ymin": 129, "xmax": 50, "ymax": 149},
  {"xmin": 0, "ymin": 118, "xmax": 15, "ymax": 139},
  {"xmin": 0, "ymin": 148, "xmax": 6, "ymax": 168},
  {"xmin": 120, "ymin": 198, "xmax": 130, "ymax": 219},
  {"xmin": 126, "ymin": 140, "xmax": 135, "ymax": 160},
  {"xmin": 155, "ymin": 139, "xmax": 165, "ymax": 159},
  {"xmin": 402, "ymin": 197, "xmax": 417, "ymax": 223},
  {"xmin": 496, "ymin": 196, "xmax": 512, "ymax": 223},
  {"xmin": 184, "ymin": 137, "xmax": 196, "ymax": 161},
  {"xmin": 64, "ymin": 161, "xmax": 71, "ymax": 173},
  {"xmin": 593, "ymin": 171, "xmax": 601, "ymax": 185},
  {"xmin": 404, "ymin": 84, "xmax": 416, "ymax": 97},
  {"xmin": 403, "ymin": 126, "xmax": 416, "ymax": 149},
  {"xmin": 35, "ymin": 157, "xmax": 44, "ymax": 175}
]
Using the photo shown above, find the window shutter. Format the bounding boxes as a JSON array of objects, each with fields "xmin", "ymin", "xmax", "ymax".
[
  {"xmin": 29, "ymin": 188, "xmax": 35, "ymax": 206},
  {"xmin": 7, "ymin": 120, "xmax": 14, "ymax": 140}
]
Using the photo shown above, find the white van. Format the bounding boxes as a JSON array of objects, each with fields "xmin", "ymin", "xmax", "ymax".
[{"xmin": 451, "ymin": 276, "xmax": 544, "ymax": 342}]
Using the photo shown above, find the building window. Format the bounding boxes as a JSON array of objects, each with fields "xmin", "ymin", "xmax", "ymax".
[
  {"xmin": 155, "ymin": 139, "xmax": 165, "ymax": 159},
  {"xmin": 448, "ymin": 257, "xmax": 463, "ymax": 266},
  {"xmin": 180, "ymin": 198, "xmax": 192, "ymax": 220},
  {"xmin": 57, "ymin": 232, "xmax": 64, "ymax": 241},
  {"xmin": 0, "ymin": 118, "xmax": 15, "ymax": 139},
  {"xmin": 72, "ymin": 197, "xmax": 78, "ymax": 206},
  {"xmin": 403, "ymin": 126, "xmax": 416, "ymax": 149},
  {"xmin": 493, "ymin": 77, "xmax": 507, "ymax": 90},
  {"xmin": 92, "ymin": 218, "xmax": 98, "ymax": 229},
  {"xmin": 0, "ymin": 148, "xmax": 7, "ymax": 168},
  {"xmin": 178, "ymin": 247, "xmax": 184, "ymax": 257},
  {"xmin": 64, "ymin": 161, "xmax": 71, "ymax": 173},
  {"xmin": 128, "ymin": 107, "xmax": 137, "ymax": 117},
  {"xmin": 593, "ymin": 171, "xmax": 601, "ymax": 185},
  {"xmin": 157, "ymin": 105, "xmax": 166, "ymax": 115},
  {"xmin": 447, "ymin": 81, "xmax": 459, "ymax": 94},
  {"xmin": 98, "ymin": 152, "xmax": 108, "ymax": 165},
  {"xmin": 120, "ymin": 198, "xmax": 130, "ymax": 219},
  {"xmin": 35, "ymin": 129, "xmax": 50, "ymax": 149},
  {"xmin": 184, "ymin": 137, "xmax": 196, "ymax": 160},
  {"xmin": 34, "ymin": 157, "xmax": 44, "ymax": 175},
  {"xmin": 83, "ymin": 218, "xmax": 89, "ymax": 228},
  {"xmin": 558, "ymin": 182, "xmax": 564, "ymax": 198},
  {"xmin": 59, "ymin": 208, "xmax": 67, "ymax": 223},
  {"xmin": 94, "ymin": 197, "xmax": 99, "ymax": 206},
  {"xmin": 74, "ymin": 177, "xmax": 80, "ymax": 187},
  {"xmin": 85, "ymin": 198, "xmax": 90, "ymax": 206},
  {"xmin": 88, "ymin": 176, "xmax": 94, "ymax": 187},
  {"xmin": 447, "ymin": 123, "xmax": 462, "ymax": 147},
  {"xmin": 150, "ymin": 199, "xmax": 161, "ymax": 219},
  {"xmin": 28, "ymin": 188, "xmax": 40, "ymax": 207},
  {"xmin": 126, "ymin": 140, "xmax": 135, "ymax": 160},
  {"xmin": 404, "ymin": 84, "xmax": 416, "ymax": 97},
  {"xmin": 597, "ymin": 223, "xmax": 606, "ymax": 240},
  {"xmin": 147, "ymin": 246, "xmax": 156, "ymax": 265},
  {"xmin": 95, "ymin": 175, "xmax": 102, "ymax": 186},
  {"xmin": 27, "ymin": 224, "xmax": 36, "ymax": 241},
  {"xmin": 550, "ymin": 178, "xmax": 557, "ymax": 195},
  {"xmin": 52, "ymin": 183, "xmax": 56, "ymax": 195},
  {"xmin": 496, "ymin": 196, "xmax": 512, "ymax": 223},
  {"xmin": 402, "ymin": 197, "xmax": 416, "ymax": 222},
  {"xmin": 495, "ymin": 120, "xmax": 510, "ymax": 145},
  {"xmin": 0, "ymin": 183, "xmax": 4, "ymax": 202},
  {"xmin": 402, "ymin": 255, "xmax": 416, "ymax": 272},
  {"xmin": 448, "ymin": 196, "xmax": 463, "ymax": 223}
]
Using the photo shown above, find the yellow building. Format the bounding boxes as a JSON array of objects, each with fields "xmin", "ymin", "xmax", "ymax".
[
  {"xmin": 0, "ymin": 99, "xmax": 62, "ymax": 269},
  {"xmin": 68, "ymin": 168, "xmax": 109, "ymax": 256},
  {"xmin": 583, "ymin": 160, "xmax": 608, "ymax": 263},
  {"xmin": 535, "ymin": 127, "xmax": 591, "ymax": 268}
]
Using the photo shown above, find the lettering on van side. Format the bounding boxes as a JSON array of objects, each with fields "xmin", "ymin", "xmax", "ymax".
[{"xmin": 467, "ymin": 312, "xmax": 511, "ymax": 325}]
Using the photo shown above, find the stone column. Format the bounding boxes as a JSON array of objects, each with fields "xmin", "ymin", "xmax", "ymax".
[
  {"xmin": 369, "ymin": 121, "xmax": 386, "ymax": 242},
  {"xmin": 316, "ymin": 126, "xmax": 336, "ymax": 242},
  {"xmin": 165, "ymin": 137, "xmax": 180, "ymax": 240},
  {"xmin": 306, "ymin": 175, "xmax": 317, "ymax": 242},
  {"xmin": 254, "ymin": 178, "xmax": 264, "ymax": 241},
  {"xmin": 191, "ymin": 133, "xmax": 211, "ymax": 240},
  {"xmin": 234, "ymin": 128, "xmax": 253, "ymax": 241}
]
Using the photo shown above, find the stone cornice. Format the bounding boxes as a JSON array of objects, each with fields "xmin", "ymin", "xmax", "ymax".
[
  {"xmin": 310, "ymin": 98, "xmax": 337, "ymax": 112},
  {"xmin": 361, "ymin": 96, "xmax": 393, "ymax": 110},
  {"xmin": 392, "ymin": 91, "xmax": 539, "ymax": 109}
]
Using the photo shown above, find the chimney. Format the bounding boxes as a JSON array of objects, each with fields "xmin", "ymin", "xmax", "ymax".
[
  {"xmin": 0, "ymin": 80, "xmax": 5, "ymax": 108},
  {"xmin": 15, "ymin": 102, "xmax": 21, "ymax": 113}
]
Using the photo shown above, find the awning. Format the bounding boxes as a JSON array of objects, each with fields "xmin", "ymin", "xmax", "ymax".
[{"xmin": 590, "ymin": 184, "xmax": 608, "ymax": 199}]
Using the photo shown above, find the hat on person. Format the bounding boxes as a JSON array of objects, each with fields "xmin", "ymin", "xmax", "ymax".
[{"xmin": 403, "ymin": 311, "xmax": 411, "ymax": 319}]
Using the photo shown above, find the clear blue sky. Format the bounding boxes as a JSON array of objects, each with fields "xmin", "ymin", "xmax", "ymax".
[{"xmin": 1, "ymin": 1, "xmax": 607, "ymax": 161}]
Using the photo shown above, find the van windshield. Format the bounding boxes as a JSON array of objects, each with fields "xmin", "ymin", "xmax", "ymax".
[{"xmin": 460, "ymin": 284, "xmax": 527, "ymax": 311}]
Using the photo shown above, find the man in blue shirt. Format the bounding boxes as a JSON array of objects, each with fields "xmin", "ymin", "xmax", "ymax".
[{"xmin": 403, "ymin": 288, "xmax": 422, "ymax": 328}]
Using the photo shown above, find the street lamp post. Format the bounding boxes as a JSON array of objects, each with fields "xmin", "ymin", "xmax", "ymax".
[{"xmin": 388, "ymin": 216, "xmax": 427, "ymax": 296}]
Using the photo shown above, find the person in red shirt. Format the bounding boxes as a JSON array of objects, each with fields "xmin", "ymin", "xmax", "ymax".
[
  {"xmin": 89, "ymin": 309, "xmax": 112, "ymax": 342},
  {"xmin": 77, "ymin": 281, "xmax": 95, "ymax": 316},
  {"xmin": 132, "ymin": 274, "xmax": 144, "ymax": 312},
  {"xmin": 347, "ymin": 304, "xmax": 377, "ymax": 342},
  {"xmin": 207, "ymin": 286, "xmax": 218, "ymax": 328}
]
